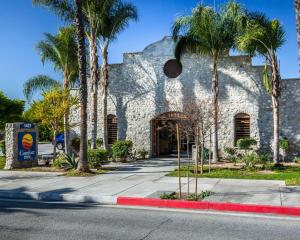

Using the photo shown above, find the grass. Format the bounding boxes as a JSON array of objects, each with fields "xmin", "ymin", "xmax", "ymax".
[
  {"xmin": 0, "ymin": 156, "xmax": 5, "ymax": 170},
  {"xmin": 167, "ymin": 164, "xmax": 300, "ymax": 186}
]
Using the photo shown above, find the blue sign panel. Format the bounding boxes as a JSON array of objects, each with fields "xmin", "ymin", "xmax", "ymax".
[
  {"xmin": 20, "ymin": 123, "xmax": 35, "ymax": 129},
  {"xmin": 18, "ymin": 132, "xmax": 37, "ymax": 161}
]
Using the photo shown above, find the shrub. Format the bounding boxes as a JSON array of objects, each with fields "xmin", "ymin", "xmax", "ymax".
[
  {"xmin": 224, "ymin": 147, "xmax": 236, "ymax": 156},
  {"xmin": 294, "ymin": 157, "xmax": 300, "ymax": 164},
  {"xmin": 186, "ymin": 191, "xmax": 212, "ymax": 201},
  {"xmin": 53, "ymin": 153, "xmax": 78, "ymax": 170},
  {"xmin": 160, "ymin": 192, "xmax": 176, "ymax": 200},
  {"xmin": 112, "ymin": 140, "xmax": 133, "ymax": 162},
  {"xmin": 224, "ymin": 147, "xmax": 238, "ymax": 165},
  {"xmin": 38, "ymin": 123, "xmax": 52, "ymax": 142},
  {"xmin": 239, "ymin": 153, "xmax": 271, "ymax": 170},
  {"xmin": 137, "ymin": 149, "xmax": 148, "ymax": 159},
  {"xmin": 237, "ymin": 138, "xmax": 257, "ymax": 150},
  {"xmin": 0, "ymin": 157, "xmax": 5, "ymax": 170},
  {"xmin": 88, "ymin": 138, "xmax": 103, "ymax": 149},
  {"xmin": 88, "ymin": 149, "xmax": 109, "ymax": 168},
  {"xmin": 0, "ymin": 140, "xmax": 5, "ymax": 156},
  {"xmin": 279, "ymin": 138, "xmax": 289, "ymax": 151}
]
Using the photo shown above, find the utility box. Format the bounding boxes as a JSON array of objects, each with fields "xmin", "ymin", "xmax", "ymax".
[{"xmin": 5, "ymin": 123, "xmax": 38, "ymax": 170}]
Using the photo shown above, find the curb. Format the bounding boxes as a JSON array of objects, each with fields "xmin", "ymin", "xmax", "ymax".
[
  {"xmin": 0, "ymin": 191, "xmax": 116, "ymax": 204},
  {"xmin": 117, "ymin": 197, "xmax": 300, "ymax": 217}
]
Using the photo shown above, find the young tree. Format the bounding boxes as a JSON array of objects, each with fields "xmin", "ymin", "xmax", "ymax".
[
  {"xmin": 172, "ymin": 1, "xmax": 245, "ymax": 163},
  {"xmin": 236, "ymin": 13, "xmax": 285, "ymax": 164},
  {"xmin": 33, "ymin": 88, "xmax": 79, "ymax": 158},
  {"xmin": 97, "ymin": 0, "xmax": 138, "ymax": 149},
  {"xmin": 23, "ymin": 27, "xmax": 78, "ymax": 154},
  {"xmin": 0, "ymin": 92, "xmax": 24, "ymax": 130}
]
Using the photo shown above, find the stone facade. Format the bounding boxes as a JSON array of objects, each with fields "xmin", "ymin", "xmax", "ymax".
[{"xmin": 70, "ymin": 37, "xmax": 300, "ymax": 157}]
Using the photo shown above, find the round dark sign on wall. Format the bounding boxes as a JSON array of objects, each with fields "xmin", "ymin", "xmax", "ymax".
[{"xmin": 163, "ymin": 59, "xmax": 182, "ymax": 78}]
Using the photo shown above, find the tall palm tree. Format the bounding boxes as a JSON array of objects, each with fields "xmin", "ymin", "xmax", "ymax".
[
  {"xmin": 236, "ymin": 13, "xmax": 285, "ymax": 164},
  {"xmin": 24, "ymin": 27, "xmax": 78, "ymax": 155},
  {"xmin": 97, "ymin": 0, "xmax": 138, "ymax": 150},
  {"xmin": 74, "ymin": 0, "xmax": 89, "ymax": 172},
  {"xmin": 172, "ymin": 2, "xmax": 244, "ymax": 162},
  {"xmin": 296, "ymin": 0, "xmax": 300, "ymax": 70},
  {"xmin": 33, "ymin": 0, "xmax": 89, "ymax": 172}
]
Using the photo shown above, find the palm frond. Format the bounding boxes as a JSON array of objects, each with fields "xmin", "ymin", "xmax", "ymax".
[
  {"xmin": 23, "ymin": 75, "xmax": 60, "ymax": 102},
  {"xmin": 32, "ymin": 0, "xmax": 74, "ymax": 21}
]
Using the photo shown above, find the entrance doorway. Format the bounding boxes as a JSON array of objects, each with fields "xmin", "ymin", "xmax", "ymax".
[{"xmin": 151, "ymin": 112, "xmax": 193, "ymax": 157}]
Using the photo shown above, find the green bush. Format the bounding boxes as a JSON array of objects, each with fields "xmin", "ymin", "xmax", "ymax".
[
  {"xmin": 224, "ymin": 147, "xmax": 236, "ymax": 156},
  {"xmin": 294, "ymin": 157, "xmax": 300, "ymax": 164},
  {"xmin": 0, "ymin": 140, "xmax": 5, "ymax": 155},
  {"xmin": 0, "ymin": 157, "xmax": 5, "ymax": 169},
  {"xmin": 88, "ymin": 138, "xmax": 103, "ymax": 149},
  {"xmin": 160, "ymin": 192, "xmax": 176, "ymax": 200},
  {"xmin": 112, "ymin": 140, "xmax": 133, "ymax": 162},
  {"xmin": 279, "ymin": 138, "xmax": 289, "ymax": 151},
  {"xmin": 88, "ymin": 149, "xmax": 109, "ymax": 168},
  {"xmin": 53, "ymin": 153, "xmax": 78, "ymax": 170},
  {"xmin": 186, "ymin": 191, "xmax": 212, "ymax": 201},
  {"xmin": 239, "ymin": 153, "xmax": 271, "ymax": 170},
  {"xmin": 137, "ymin": 149, "xmax": 148, "ymax": 159},
  {"xmin": 38, "ymin": 123, "xmax": 52, "ymax": 142},
  {"xmin": 237, "ymin": 138, "xmax": 257, "ymax": 150}
]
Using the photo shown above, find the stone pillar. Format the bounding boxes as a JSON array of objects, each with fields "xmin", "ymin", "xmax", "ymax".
[{"xmin": 5, "ymin": 123, "xmax": 38, "ymax": 170}]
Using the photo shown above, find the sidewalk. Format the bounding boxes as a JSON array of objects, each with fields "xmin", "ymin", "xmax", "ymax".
[{"xmin": 0, "ymin": 158, "xmax": 299, "ymax": 207}]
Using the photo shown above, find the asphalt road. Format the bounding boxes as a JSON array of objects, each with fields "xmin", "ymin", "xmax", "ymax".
[{"xmin": 0, "ymin": 200, "xmax": 300, "ymax": 240}]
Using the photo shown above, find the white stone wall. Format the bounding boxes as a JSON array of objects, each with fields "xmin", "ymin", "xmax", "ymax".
[{"xmin": 71, "ymin": 36, "xmax": 300, "ymax": 157}]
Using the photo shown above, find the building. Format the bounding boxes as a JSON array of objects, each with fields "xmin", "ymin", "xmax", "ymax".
[{"xmin": 71, "ymin": 36, "xmax": 300, "ymax": 158}]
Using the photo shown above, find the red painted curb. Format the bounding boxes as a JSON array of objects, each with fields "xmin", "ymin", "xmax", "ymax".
[{"xmin": 117, "ymin": 197, "xmax": 300, "ymax": 217}]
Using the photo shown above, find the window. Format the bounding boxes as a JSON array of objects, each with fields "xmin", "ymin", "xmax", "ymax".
[
  {"xmin": 163, "ymin": 59, "xmax": 182, "ymax": 78},
  {"xmin": 234, "ymin": 113, "xmax": 250, "ymax": 145},
  {"xmin": 107, "ymin": 114, "xmax": 117, "ymax": 145}
]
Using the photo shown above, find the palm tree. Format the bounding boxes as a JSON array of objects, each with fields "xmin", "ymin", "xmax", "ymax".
[
  {"xmin": 33, "ymin": 0, "xmax": 89, "ymax": 172},
  {"xmin": 23, "ymin": 27, "xmax": 78, "ymax": 155},
  {"xmin": 296, "ymin": 0, "xmax": 300, "ymax": 70},
  {"xmin": 82, "ymin": 0, "xmax": 111, "ymax": 149},
  {"xmin": 172, "ymin": 2, "xmax": 244, "ymax": 162},
  {"xmin": 74, "ymin": 0, "xmax": 89, "ymax": 172},
  {"xmin": 97, "ymin": 0, "xmax": 138, "ymax": 150},
  {"xmin": 236, "ymin": 13, "xmax": 285, "ymax": 164}
]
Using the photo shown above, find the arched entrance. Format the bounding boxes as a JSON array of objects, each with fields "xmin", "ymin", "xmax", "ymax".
[{"xmin": 151, "ymin": 112, "xmax": 192, "ymax": 157}]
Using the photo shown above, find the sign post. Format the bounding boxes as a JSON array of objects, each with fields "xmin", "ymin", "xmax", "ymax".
[{"xmin": 5, "ymin": 123, "xmax": 38, "ymax": 170}]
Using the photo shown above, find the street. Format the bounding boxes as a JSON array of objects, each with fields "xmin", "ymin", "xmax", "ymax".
[{"xmin": 0, "ymin": 200, "xmax": 300, "ymax": 240}]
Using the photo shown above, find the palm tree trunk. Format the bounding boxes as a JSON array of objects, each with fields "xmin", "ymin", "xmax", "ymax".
[
  {"xmin": 53, "ymin": 129, "xmax": 57, "ymax": 159},
  {"xmin": 62, "ymin": 76, "xmax": 70, "ymax": 155},
  {"xmin": 296, "ymin": 0, "xmax": 300, "ymax": 70},
  {"xmin": 195, "ymin": 127, "xmax": 199, "ymax": 197},
  {"xmin": 212, "ymin": 58, "xmax": 219, "ymax": 163},
  {"xmin": 74, "ymin": 0, "xmax": 89, "ymax": 172},
  {"xmin": 89, "ymin": 32, "xmax": 99, "ymax": 150},
  {"xmin": 101, "ymin": 47, "xmax": 109, "ymax": 150},
  {"xmin": 271, "ymin": 55, "xmax": 281, "ymax": 164}
]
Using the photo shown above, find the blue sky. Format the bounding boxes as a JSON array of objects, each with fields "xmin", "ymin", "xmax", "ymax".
[{"xmin": 0, "ymin": 0, "xmax": 298, "ymax": 101}]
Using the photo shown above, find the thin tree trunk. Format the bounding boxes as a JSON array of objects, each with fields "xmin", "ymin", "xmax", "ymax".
[
  {"xmin": 272, "ymin": 96, "xmax": 280, "ymax": 164},
  {"xmin": 176, "ymin": 124, "xmax": 182, "ymax": 200},
  {"xmin": 212, "ymin": 58, "xmax": 219, "ymax": 163},
  {"xmin": 101, "ymin": 47, "xmax": 109, "ymax": 150},
  {"xmin": 186, "ymin": 136, "xmax": 190, "ymax": 196},
  {"xmin": 75, "ymin": 0, "xmax": 89, "ymax": 172},
  {"xmin": 53, "ymin": 129, "xmax": 57, "ymax": 159},
  {"xmin": 63, "ymin": 113, "xmax": 70, "ymax": 154},
  {"xmin": 209, "ymin": 128, "xmax": 212, "ymax": 173},
  {"xmin": 271, "ymin": 54, "xmax": 281, "ymax": 165},
  {"xmin": 62, "ymin": 76, "xmax": 70, "ymax": 155},
  {"xmin": 89, "ymin": 32, "xmax": 99, "ymax": 150},
  {"xmin": 296, "ymin": 0, "xmax": 300, "ymax": 70},
  {"xmin": 201, "ymin": 138, "xmax": 204, "ymax": 175},
  {"xmin": 195, "ymin": 127, "xmax": 199, "ymax": 197}
]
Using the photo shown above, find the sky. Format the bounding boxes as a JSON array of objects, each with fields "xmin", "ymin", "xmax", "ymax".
[{"xmin": 0, "ymin": 0, "xmax": 298, "ymax": 101}]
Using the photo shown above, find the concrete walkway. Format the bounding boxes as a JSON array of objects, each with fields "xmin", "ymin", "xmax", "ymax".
[{"xmin": 0, "ymin": 158, "xmax": 299, "ymax": 206}]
